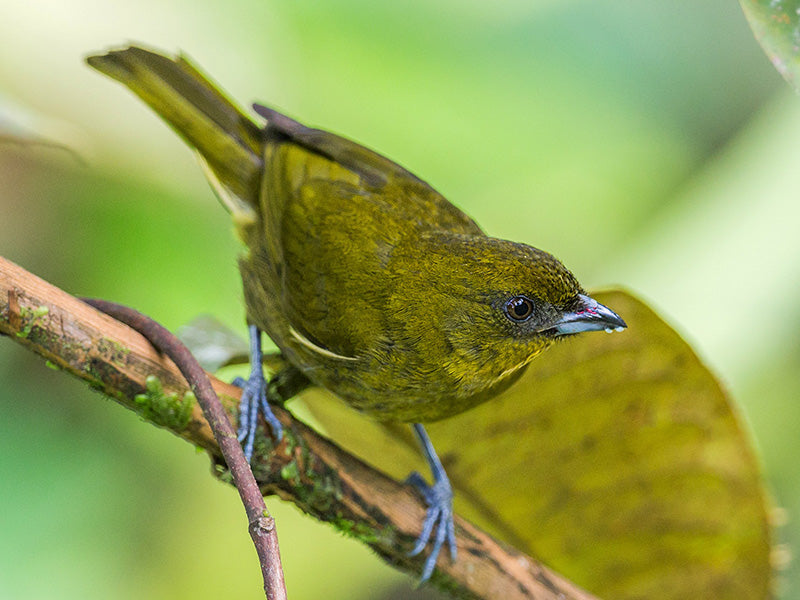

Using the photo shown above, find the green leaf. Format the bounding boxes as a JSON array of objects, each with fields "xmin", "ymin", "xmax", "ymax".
[
  {"xmin": 741, "ymin": 0, "xmax": 800, "ymax": 92},
  {"xmin": 177, "ymin": 314, "xmax": 249, "ymax": 372},
  {"xmin": 301, "ymin": 289, "xmax": 772, "ymax": 599},
  {"xmin": 0, "ymin": 95, "xmax": 86, "ymax": 164}
]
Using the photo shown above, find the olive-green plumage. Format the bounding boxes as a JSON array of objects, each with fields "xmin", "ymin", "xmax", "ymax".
[{"xmin": 88, "ymin": 46, "xmax": 605, "ymax": 423}]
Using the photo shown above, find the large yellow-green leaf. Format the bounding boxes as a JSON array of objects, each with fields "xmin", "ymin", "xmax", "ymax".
[
  {"xmin": 741, "ymin": 0, "xmax": 800, "ymax": 92},
  {"xmin": 302, "ymin": 289, "xmax": 772, "ymax": 599}
]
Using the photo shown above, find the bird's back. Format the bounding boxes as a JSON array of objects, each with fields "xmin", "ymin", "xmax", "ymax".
[
  {"xmin": 245, "ymin": 106, "xmax": 483, "ymax": 362},
  {"xmin": 88, "ymin": 46, "xmax": 494, "ymax": 407}
]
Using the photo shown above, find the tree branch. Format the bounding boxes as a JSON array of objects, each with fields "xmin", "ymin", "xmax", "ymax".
[
  {"xmin": 0, "ymin": 255, "xmax": 598, "ymax": 600},
  {"xmin": 81, "ymin": 297, "xmax": 287, "ymax": 600}
]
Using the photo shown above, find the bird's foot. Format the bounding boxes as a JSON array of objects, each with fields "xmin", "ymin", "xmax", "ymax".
[
  {"xmin": 405, "ymin": 470, "xmax": 457, "ymax": 583},
  {"xmin": 232, "ymin": 371, "xmax": 283, "ymax": 462}
]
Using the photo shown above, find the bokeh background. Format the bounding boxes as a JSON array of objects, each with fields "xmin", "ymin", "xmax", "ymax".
[{"xmin": 1, "ymin": 2, "xmax": 798, "ymax": 598}]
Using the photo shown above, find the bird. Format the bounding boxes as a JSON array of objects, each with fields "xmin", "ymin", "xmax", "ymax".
[{"xmin": 87, "ymin": 45, "xmax": 626, "ymax": 583}]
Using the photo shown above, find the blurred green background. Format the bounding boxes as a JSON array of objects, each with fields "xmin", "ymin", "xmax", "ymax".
[{"xmin": 1, "ymin": 1, "xmax": 798, "ymax": 598}]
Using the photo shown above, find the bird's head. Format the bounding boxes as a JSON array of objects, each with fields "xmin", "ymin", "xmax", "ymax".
[{"xmin": 395, "ymin": 233, "xmax": 626, "ymax": 399}]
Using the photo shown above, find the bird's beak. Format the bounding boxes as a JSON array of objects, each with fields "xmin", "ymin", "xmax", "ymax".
[{"xmin": 551, "ymin": 294, "xmax": 627, "ymax": 336}]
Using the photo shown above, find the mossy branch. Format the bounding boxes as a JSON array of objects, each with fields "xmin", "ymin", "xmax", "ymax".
[
  {"xmin": 0, "ymin": 255, "xmax": 598, "ymax": 600},
  {"xmin": 81, "ymin": 297, "xmax": 287, "ymax": 600}
]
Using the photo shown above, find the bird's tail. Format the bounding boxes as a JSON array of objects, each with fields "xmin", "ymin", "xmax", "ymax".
[{"xmin": 87, "ymin": 46, "xmax": 262, "ymax": 221}]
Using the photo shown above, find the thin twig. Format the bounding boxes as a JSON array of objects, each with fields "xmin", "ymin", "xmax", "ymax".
[
  {"xmin": 0, "ymin": 255, "xmax": 599, "ymax": 600},
  {"xmin": 81, "ymin": 298, "xmax": 287, "ymax": 600}
]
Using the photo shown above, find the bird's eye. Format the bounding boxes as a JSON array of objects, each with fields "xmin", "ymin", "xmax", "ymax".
[{"xmin": 504, "ymin": 296, "xmax": 534, "ymax": 322}]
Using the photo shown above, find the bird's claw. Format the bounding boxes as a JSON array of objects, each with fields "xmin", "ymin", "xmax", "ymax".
[
  {"xmin": 405, "ymin": 470, "xmax": 457, "ymax": 583},
  {"xmin": 233, "ymin": 371, "xmax": 283, "ymax": 462}
]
